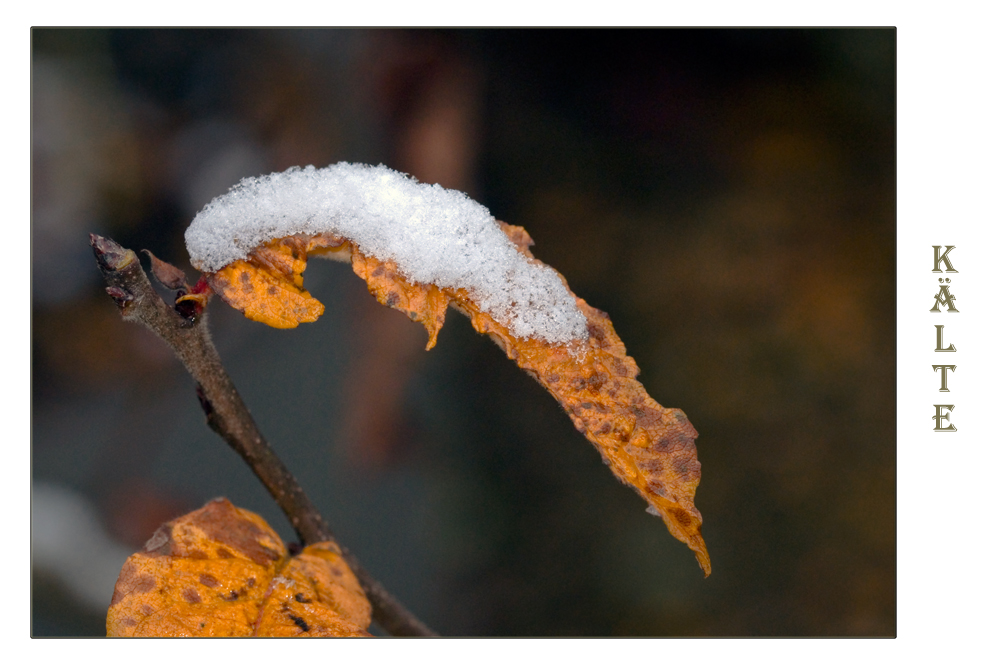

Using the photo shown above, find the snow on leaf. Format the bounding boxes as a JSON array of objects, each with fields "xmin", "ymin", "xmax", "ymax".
[
  {"xmin": 185, "ymin": 163, "xmax": 709, "ymax": 574},
  {"xmin": 186, "ymin": 163, "xmax": 588, "ymax": 343}
]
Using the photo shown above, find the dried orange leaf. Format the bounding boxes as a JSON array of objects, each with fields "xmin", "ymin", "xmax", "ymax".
[
  {"xmin": 207, "ymin": 259, "xmax": 324, "ymax": 329},
  {"xmin": 205, "ymin": 234, "xmax": 353, "ymax": 329},
  {"xmin": 451, "ymin": 224, "xmax": 709, "ymax": 574},
  {"xmin": 203, "ymin": 224, "xmax": 710, "ymax": 575},
  {"xmin": 106, "ymin": 498, "xmax": 371, "ymax": 636},
  {"xmin": 350, "ymin": 251, "xmax": 449, "ymax": 350}
]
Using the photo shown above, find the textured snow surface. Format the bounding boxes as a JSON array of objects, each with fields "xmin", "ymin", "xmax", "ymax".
[{"xmin": 185, "ymin": 163, "xmax": 588, "ymax": 342}]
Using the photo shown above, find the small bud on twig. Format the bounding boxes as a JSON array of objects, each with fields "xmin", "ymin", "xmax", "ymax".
[
  {"xmin": 105, "ymin": 285, "xmax": 134, "ymax": 309},
  {"xmin": 91, "ymin": 234, "xmax": 137, "ymax": 273}
]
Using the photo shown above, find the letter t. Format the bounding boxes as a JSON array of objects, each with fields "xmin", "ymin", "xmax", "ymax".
[{"xmin": 931, "ymin": 365, "xmax": 957, "ymax": 391}]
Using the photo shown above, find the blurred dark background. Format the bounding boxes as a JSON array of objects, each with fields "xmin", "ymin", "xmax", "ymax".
[{"xmin": 31, "ymin": 28, "xmax": 894, "ymax": 636}]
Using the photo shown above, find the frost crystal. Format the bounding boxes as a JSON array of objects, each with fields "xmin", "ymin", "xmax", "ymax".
[{"xmin": 185, "ymin": 163, "xmax": 588, "ymax": 343}]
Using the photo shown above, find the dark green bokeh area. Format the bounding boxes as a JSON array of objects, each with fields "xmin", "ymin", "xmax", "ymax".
[{"xmin": 31, "ymin": 28, "xmax": 894, "ymax": 636}]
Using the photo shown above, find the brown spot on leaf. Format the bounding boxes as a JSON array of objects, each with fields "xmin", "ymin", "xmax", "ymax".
[
  {"xmin": 109, "ymin": 562, "xmax": 138, "ymax": 606},
  {"xmin": 638, "ymin": 458, "xmax": 665, "ymax": 474},
  {"xmin": 647, "ymin": 480, "xmax": 667, "ymax": 496},
  {"xmin": 632, "ymin": 405, "xmax": 664, "ymax": 429},
  {"xmin": 587, "ymin": 321, "xmax": 606, "ymax": 343},
  {"xmin": 133, "ymin": 574, "xmax": 156, "ymax": 594},
  {"xmin": 199, "ymin": 573, "xmax": 220, "ymax": 588},
  {"xmin": 289, "ymin": 613, "xmax": 310, "ymax": 633},
  {"xmin": 183, "ymin": 588, "xmax": 202, "ymax": 604},
  {"xmin": 672, "ymin": 455, "xmax": 700, "ymax": 482},
  {"xmin": 669, "ymin": 509, "xmax": 693, "ymax": 527},
  {"xmin": 652, "ymin": 436, "xmax": 680, "ymax": 455},
  {"xmin": 195, "ymin": 500, "xmax": 285, "ymax": 565}
]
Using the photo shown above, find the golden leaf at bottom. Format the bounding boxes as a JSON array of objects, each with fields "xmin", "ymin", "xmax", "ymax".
[{"xmin": 106, "ymin": 498, "xmax": 371, "ymax": 637}]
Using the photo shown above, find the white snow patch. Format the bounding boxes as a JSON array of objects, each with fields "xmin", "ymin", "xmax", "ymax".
[{"xmin": 184, "ymin": 163, "xmax": 588, "ymax": 343}]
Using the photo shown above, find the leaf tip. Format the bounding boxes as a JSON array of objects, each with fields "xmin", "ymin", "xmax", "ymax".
[{"xmin": 142, "ymin": 249, "xmax": 189, "ymax": 290}]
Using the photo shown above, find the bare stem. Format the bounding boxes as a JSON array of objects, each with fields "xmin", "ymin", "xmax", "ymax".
[{"xmin": 90, "ymin": 234, "xmax": 436, "ymax": 637}]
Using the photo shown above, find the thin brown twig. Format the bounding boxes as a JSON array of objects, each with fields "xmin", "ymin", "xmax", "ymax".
[{"xmin": 90, "ymin": 233, "xmax": 436, "ymax": 638}]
